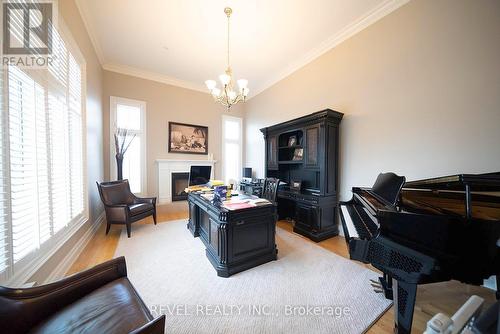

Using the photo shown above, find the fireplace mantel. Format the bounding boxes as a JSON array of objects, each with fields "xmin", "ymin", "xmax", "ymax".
[{"xmin": 156, "ymin": 159, "xmax": 216, "ymax": 204}]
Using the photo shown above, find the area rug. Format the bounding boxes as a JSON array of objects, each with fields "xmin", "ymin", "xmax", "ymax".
[{"xmin": 114, "ymin": 220, "xmax": 391, "ymax": 334}]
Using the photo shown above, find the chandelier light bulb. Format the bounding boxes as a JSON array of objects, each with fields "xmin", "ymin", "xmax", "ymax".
[
  {"xmin": 237, "ymin": 79, "xmax": 248, "ymax": 90},
  {"xmin": 219, "ymin": 74, "xmax": 231, "ymax": 86},
  {"xmin": 242, "ymin": 87, "xmax": 249, "ymax": 97},
  {"xmin": 211, "ymin": 88, "xmax": 221, "ymax": 97},
  {"xmin": 205, "ymin": 80, "xmax": 217, "ymax": 90}
]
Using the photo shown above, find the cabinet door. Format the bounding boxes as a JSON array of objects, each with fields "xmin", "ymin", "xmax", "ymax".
[
  {"xmin": 199, "ymin": 211, "xmax": 210, "ymax": 243},
  {"xmin": 267, "ymin": 135, "xmax": 278, "ymax": 169},
  {"xmin": 189, "ymin": 202, "xmax": 197, "ymax": 222},
  {"xmin": 295, "ymin": 203, "xmax": 320, "ymax": 232},
  {"xmin": 305, "ymin": 125, "xmax": 320, "ymax": 168}
]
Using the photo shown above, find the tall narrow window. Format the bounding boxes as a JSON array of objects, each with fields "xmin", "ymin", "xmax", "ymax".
[
  {"xmin": 110, "ymin": 97, "xmax": 147, "ymax": 195},
  {"xmin": 222, "ymin": 115, "xmax": 242, "ymax": 185},
  {"xmin": 0, "ymin": 26, "xmax": 86, "ymax": 284}
]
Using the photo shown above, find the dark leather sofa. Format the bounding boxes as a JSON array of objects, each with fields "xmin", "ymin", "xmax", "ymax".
[
  {"xmin": 97, "ymin": 180, "xmax": 157, "ymax": 237},
  {"xmin": 0, "ymin": 257, "xmax": 165, "ymax": 334}
]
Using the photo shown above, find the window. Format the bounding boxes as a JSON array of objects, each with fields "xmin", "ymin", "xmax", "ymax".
[
  {"xmin": 110, "ymin": 97, "xmax": 146, "ymax": 195},
  {"xmin": 222, "ymin": 115, "xmax": 242, "ymax": 185},
  {"xmin": 0, "ymin": 28, "xmax": 86, "ymax": 283}
]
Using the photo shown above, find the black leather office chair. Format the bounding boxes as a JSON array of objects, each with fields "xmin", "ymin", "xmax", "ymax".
[
  {"xmin": 96, "ymin": 180, "xmax": 157, "ymax": 238},
  {"xmin": 262, "ymin": 178, "xmax": 280, "ymax": 202}
]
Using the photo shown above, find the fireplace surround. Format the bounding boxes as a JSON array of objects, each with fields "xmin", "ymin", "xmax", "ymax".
[{"xmin": 156, "ymin": 159, "xmax": 216, "ymax": 204}]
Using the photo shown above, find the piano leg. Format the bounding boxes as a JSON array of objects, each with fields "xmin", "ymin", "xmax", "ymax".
[
  {"xmin": 393, "ymin": 279, "xmax": 417, "ymax": 334},
  {"xmin": 380, "ymin": 273, "xmax": 394, "ymax": 300}
]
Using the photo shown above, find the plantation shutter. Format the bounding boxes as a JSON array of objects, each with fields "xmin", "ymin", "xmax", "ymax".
[
  {"xmin": 0, "ymin": 56, "xmax": 9, "ymax": 281},
  {"xmin": 0, "ymin": 20, "xmax": 86, "ymax": 284}
]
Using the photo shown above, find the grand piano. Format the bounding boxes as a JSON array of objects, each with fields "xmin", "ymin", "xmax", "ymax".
[{"xmin": 339, "ymin": 172, "xmax": 500, "ymax": 334}]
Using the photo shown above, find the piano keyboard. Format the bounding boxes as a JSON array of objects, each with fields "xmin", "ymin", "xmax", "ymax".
[
  {"xmin": 341, "ymin": 204, "xmax": 359, "ymax": 239},
  {"xmin": 340, "ymin": 203, "xmax": 379, "ymax": 240}
]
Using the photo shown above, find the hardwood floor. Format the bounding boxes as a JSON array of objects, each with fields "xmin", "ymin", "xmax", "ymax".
[
  {"xmin": 68, "ymin": 204, "xmax": 497, "ymax": 333},
  {"xmin": 67, "ymin": 202, "xmax": 188, "ymax": 275}
]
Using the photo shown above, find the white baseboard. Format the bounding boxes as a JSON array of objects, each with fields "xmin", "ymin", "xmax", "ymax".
[{"xmin": 43, "ymin": 212, "xmax": 105, "ymax": 284}]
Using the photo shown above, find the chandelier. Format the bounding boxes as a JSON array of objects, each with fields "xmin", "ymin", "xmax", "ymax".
[{"xmin": 205, "ymin": 7, "xmax": 249, "ymax": 110}]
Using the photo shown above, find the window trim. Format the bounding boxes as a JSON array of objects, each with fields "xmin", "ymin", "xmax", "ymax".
[
  {"xmin": 109, "ymin": 96, "xmax": 147, "ymax": 196},
  {"xmin": 221, "ymin": 115, "xmax": 243, "ymax": 184},
  {"xmin": 0, "ymin": 18, "xmax": 89, "ymax": 286}
]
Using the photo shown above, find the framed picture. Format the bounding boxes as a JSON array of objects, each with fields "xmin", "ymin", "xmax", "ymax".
[
  {"xmin": 288, "ymin": 135, "xmax": 297, "ymax": 147},
  {"xmin": 292, "ymin": 148, "xmax": 303, "ymax": 161},
  {"xmin": 290, "ymin": 180, "xmax": 302, "ymax": 193},
  {"xmin": 168, "ymin": 122, "xmax": 208, "ymax": 154}
]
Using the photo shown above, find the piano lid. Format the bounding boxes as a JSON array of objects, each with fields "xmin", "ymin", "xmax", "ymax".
[{"xmin": 404, "ymin": 172, "xmax": 500, "ymax": 191}]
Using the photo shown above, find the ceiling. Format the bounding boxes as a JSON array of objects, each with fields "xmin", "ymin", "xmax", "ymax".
[{"xmin": 76, "ymin": 0, "xmax": 408, "ymax": 97}]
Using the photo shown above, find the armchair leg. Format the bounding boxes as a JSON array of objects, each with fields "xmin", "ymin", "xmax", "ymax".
[
  {"xmin": 126, "ymin": 222, "xmax": 131, "ymax": 238},
  {"xmin": 105, "ymin": 222, "xmax": 111, "ymax": 235},
  {"xmin": 153, "ymin": 211, "xmax": 157, "ymax": 225}
]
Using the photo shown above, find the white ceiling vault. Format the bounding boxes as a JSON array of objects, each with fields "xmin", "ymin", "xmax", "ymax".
[{"xmin": 76, "ymin": 0, "xmax": 409, "ymax": 97}]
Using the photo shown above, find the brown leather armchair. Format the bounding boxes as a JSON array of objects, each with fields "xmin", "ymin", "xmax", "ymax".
[
  {"xmin": 0, "ymin": 257, "xmax": 165, "ymax": 334},
  {"xmin": 97, "ymin": 180, "xmax": 157, "ymax": 237}
]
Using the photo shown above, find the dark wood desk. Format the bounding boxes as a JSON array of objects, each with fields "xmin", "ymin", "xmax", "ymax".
[{"xmin": 187, "ymin": 192, "xmax": 278, "ymax": 277}]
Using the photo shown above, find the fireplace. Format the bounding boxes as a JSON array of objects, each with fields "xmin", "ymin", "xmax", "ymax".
[
  {"xmin": 171, "ymin": 172, "xmax": 189, "ymax": 201},
  {"xmin": 156, "ymin": 159, "xmax": 216, "ymax": 204}
]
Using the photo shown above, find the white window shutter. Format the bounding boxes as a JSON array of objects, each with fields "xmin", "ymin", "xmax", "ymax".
[{"xmin": 0, "ymin": 20, "xmax": 86, "ymax": 284}]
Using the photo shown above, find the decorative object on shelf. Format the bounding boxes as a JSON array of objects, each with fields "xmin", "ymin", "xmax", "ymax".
[
  {"xmin": 204, "ymin": 7, "xmax": 249, "ymax": 110},
  {"xmin": 292, "ymin": 148, "xmax": 304, "ymax": 161},
  {"xmin": 168, "ymin": 122, "xmax": 208, "ymax": 154},
  {"xmin": 290, "ymin": 180, "xmax": 302, "ymax": 193},
  {"xmin": 114, "ymin": 128, "xmax": 136, "ymax": 180},
  {"xmin": 288, "ymin": 135, "xmax": 297, "ymax": 147}
]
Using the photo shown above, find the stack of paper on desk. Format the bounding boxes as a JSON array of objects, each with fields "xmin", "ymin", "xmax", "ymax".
[{"xmin": 222, "ymin": 198, "xmax": 271, "ymax": 211}]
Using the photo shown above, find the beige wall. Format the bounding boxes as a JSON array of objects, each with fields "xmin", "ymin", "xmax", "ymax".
[
  {"xmin": 103, "ymin": 71, "xmax": 244, "ymax": 197},
  {"xmin": 29, "ymin": 0, "xmax": 104, "ymax": 283},
  {"xmin": 244, "ymin": 0, "xmax": 500, "ymax": 201}
]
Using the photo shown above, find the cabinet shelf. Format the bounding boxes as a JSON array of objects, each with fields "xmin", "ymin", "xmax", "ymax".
[
  {"xmin": 278, "ymin": 145, "xmax": 303, "ymax": 149},
  {"xmin": 278, "ymin": 160, "xmax": 303, "ymax": 164}
]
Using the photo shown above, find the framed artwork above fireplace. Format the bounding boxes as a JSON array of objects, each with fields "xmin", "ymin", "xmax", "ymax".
[{"xmin": 168, "ymin": 122, "xmax": 208, "ymax": 155}]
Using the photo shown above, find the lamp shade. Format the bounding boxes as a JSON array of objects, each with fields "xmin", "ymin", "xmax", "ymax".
[
  {"xmin": 219, "ymin": 74, "xmax": 231, "ymax": 85},
  {"xmin": 205, "ymin": 80, "xmax": 217, "ymax": 90},
  {"xmin": 237, "ymin": 79, "xmax": 248, "ymax": 90},
  {"xmin": 211, "ymin": 88, "xmax": 221, "ymax": 97}
]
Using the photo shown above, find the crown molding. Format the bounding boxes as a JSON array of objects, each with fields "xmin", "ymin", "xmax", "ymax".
[
  {"xmin": 103, "ymin": 63, "xmax": 207, "ymax": 93},
  {"xmin": 75, "ymin": 0, "xmax": 106, "ymax": 64},
  {"xmin": 250, "ymin": 0, "xmax": 410, "ymax": 99},
  {"xmin": 75, "ymin": 0, "xmax": 408, "ymax": 98}
]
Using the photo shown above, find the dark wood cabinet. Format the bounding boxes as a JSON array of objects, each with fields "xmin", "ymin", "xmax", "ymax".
[
  {"xmin": 295, "ymin": 202, "xmax": 320, "ymax": 231},
  {"xmin": 261, "ymin": 109, "xmax": 343, "ymax": 242},
  {"xmin": 267, "ymin": 135, "xmax": 278, "ymax": 170}
]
